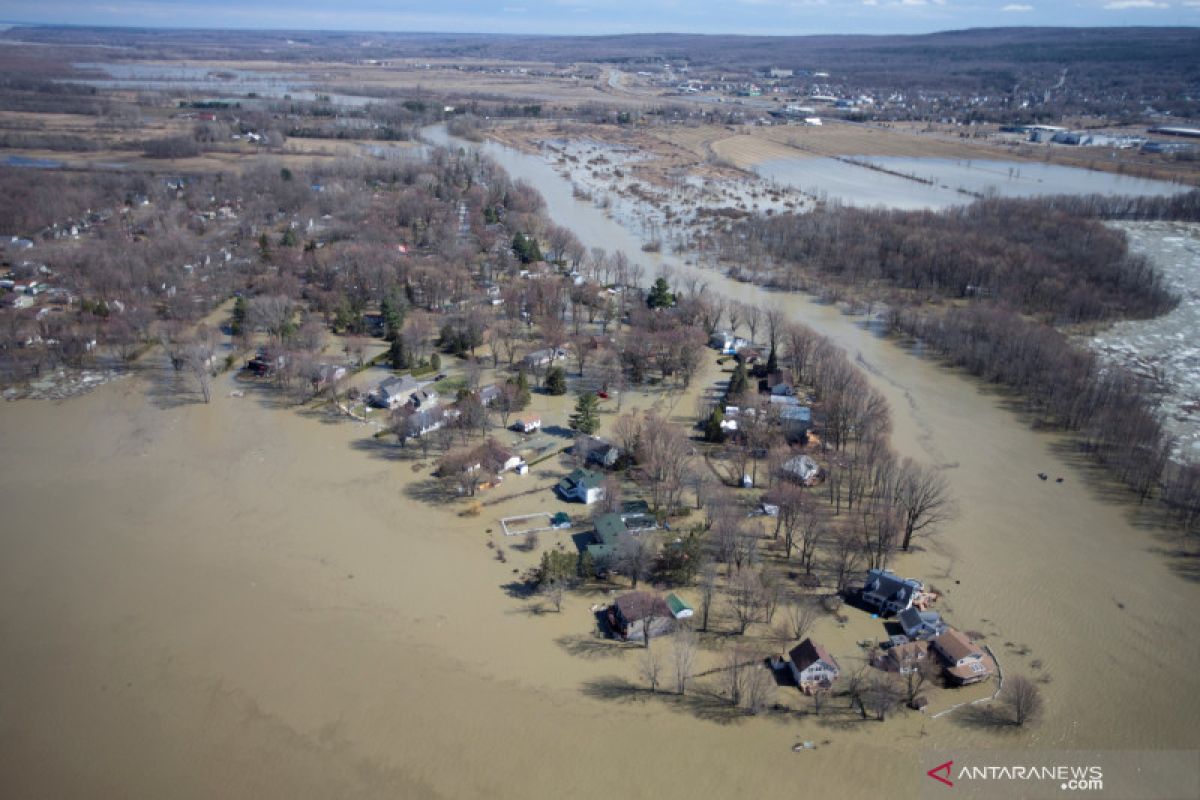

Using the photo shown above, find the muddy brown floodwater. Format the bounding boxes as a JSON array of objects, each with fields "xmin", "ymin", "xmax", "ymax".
[{"xmin": 0, "ymin": 129, "xmax": 1197, "ymax": 800}]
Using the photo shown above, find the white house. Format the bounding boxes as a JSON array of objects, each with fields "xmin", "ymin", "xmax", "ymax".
[
  {"xmin": 556, "ymin": 468, "xmax": 605, "ymax": 504},
  {"xmin": 371, "ymin": 375, "xmax": 421, "ymax": 409},
  {"xmin": 788, "ymin": 638, "xmax": 840, "ymax": 693},
  {"xmin": 511, "ymin": 415, "xmax": 541, "ymax": 433},
  {"xmin": 710, "ymin": 330, "xmax": 749, "ymax": 355}
]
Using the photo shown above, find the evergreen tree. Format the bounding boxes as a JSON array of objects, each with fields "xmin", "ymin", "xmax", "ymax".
[
  {"xmin": 430, "ymin": 353, "xmax": 442, "ymax": 372},
  {"xmin": 515, "ymin": 370, "xmax": 532, "ymax": 407},
  {"xmin": 727, "ymin": 361, "xmax": 749, "ymax": 398},
  {"xmin": 388, "ymin": 337, "xmax": 408, "ymax": 370},
  {"xmin": 570, "ymin": 392, "xmax": 601, "ymax": 435},
  {"xmin": 766, "ymin": 346, "xmax": 778, "ymax": 376},
  {"xmin": 545, "ymin": 366, "xmax": 567, "ymax": 396},
  {"xmin": 577, "ymin": 550, "xmax": 596, "ymax": 580},
  {"xmin": 380, "ymin": 291, "xmax": 406, "ymax": 341},
  {"xmin": 231, "ymin": 295, "xmax": 248, "ymax": 336},
  {"xmin": 647, "ymin": 277, "xmax": 675, "ymax": 309},
  {"xmin": 280, "ymin": 227, "xmax": 298, "ymax": 247},
  {"xmin": 704, "ymin": 405, "xmax": 726, "ymax": 443}
]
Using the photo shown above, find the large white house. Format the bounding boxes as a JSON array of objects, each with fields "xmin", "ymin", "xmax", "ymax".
[{"xmin": 788, "ymin": 638, "xmax": 840, "ymax": 693}]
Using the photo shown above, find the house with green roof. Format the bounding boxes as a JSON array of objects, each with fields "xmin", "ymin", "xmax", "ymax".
[
  {"xmin": 585, "ymin": 511, "xmax": 658, "ymax": 562},
  {"xmin": 556, "ymin": 468, "xmax": 606, "ymax": 504}
]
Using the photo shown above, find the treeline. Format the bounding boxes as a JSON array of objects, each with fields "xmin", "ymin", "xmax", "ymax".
[
  {"xmin": 1028, "ymin": 190, "xmax": 1200, "ymax": 223},
  {"xmin": 729, "ymin": 197, "xmax": 1177, "ymax": 323},
  {"xmin": 890, "ymin": 304, "xmax": 1195, "ymax": 521}
]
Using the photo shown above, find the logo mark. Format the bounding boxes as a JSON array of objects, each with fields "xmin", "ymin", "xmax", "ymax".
[{"xmin": 927, "ymin": 760, "xmax": 954, "ymax": 788}]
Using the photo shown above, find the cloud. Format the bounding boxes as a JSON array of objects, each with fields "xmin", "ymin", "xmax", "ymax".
[
  {"xmin": 1002, "ymin": 3, "xmax": 1033, "ymax": 10},
  {"xmin": 1102, "ymin": 0, "xmax": 1168, "ymax": 7}
]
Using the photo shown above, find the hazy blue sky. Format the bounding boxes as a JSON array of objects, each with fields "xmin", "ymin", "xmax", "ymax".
[{"xmin": 2, "ymin": 0, "xmax": 1198, "ymax": 35}]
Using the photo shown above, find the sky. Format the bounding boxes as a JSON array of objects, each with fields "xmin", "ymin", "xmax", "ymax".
[{"xmin": 1, "ymin": 0, "xmax": 1198, "ymax": 36}]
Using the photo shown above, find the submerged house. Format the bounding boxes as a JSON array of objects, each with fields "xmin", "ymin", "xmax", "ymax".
[
  {"xmin": 586, "ymin": 511, "xmax": 658, "ymax": 562},
  {"xmin": 710, "ymin": 330, "xmax": 749, "ymax": 354},
  {"xmin": 779, "ymin": 406, "xmax": 812, "ymax": 441},
  {"xmin": 607, "ymin": 592, "xmax": 675, "ymax": 642},
  {"xmin": 860, "ymin": 568, "xmax": 923, "ymax": 615},
  {"xmin": 371, "ymin": 375, "xmax": 421, "ymax": 409},
  {"xmin": 898, "ymin": 607, "xmax": 946, "ymax": 641},
  {"xmin": 557, "ymin": 468, "xmax": 606, "ymax": 504},
  {"xmin": 880, "ymin": 640, "xmax": 931, "ymax": 675},
  {"xmin": 788, "ymin": 638, "xmax": 840, "ymax": 693},
  {"xmin": 780, "ymin": 454, "xmax": 820, "ymax": 484},
  {"xmin": 932, "ymin": 629, "xmax": 993, "ymax": 685}
]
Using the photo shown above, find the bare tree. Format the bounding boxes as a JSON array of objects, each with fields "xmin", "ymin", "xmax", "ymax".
[
  {"xmin": 541, "ymin": 580, "xmax": 565, "ymax": 613},
  {"xmin": 614, "ymin": 532, "xmax": 657, "ymax": 589},
  {"xmin": 669, "ymin": 627, "xmax": 699, "ymax": 695},
  {"xmin": 999, "ymin": 674, "xmax": 1044, "ymax": 726},
  {"xmin": 730, "ymin": 570, "xmax": 764, "ymax": 635},
  {"xmin": 863, "ymin": 673, "xmax": 904, "ymax": 721},
  {"xmin": 743, "ymin": 662, "xmax": 776, "ymax": 715},
  {"xmin": 784, "ymin": 599, "xmax": 820, "ymax": 644},
  {"xmin": 640, "ymin": 641, "xmax": 663, "ymax": 693},
  {"xmin": 894, "ymin": 458, "xmax": 956, "ymax": 551}
]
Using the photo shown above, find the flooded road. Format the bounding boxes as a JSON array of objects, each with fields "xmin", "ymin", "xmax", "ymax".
[{"xmin": 0, "ymin": 129, "xmax": 1197, "ymax": 799}]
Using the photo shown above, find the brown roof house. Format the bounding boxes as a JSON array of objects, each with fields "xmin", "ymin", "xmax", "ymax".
[
  {"xmin": 607, "ymin": 592, "xmax": 675, "ymax": 643},
  {"xmin": 788, "ymin": 638, "xmax": 840, "ymax": 694},
  {"xmin": 932, "ymin": 629, "xmax": 994, "ymax": 685},
  {"xmin": 877, "ymin": 640, "xmax": 931, "ymax": 675}
]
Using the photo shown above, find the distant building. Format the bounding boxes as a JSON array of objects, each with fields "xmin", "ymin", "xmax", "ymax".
[{"xmin": 711, "ymin": 330, "xmax": 749, "ymax": 355}]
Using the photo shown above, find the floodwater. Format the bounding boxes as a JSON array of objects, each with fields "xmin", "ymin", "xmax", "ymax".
[
  {"xmin": 0, "ymin": 128, "xmax": 1197, "ymax": 799},
  {"xmin": 66, "ymin": 62, "xmax": 380, "ymax": 107},
  {"xmin": 1088, "ymin": 222, "xmax": 1200, "ymax": 460},
  {"xmin": 753, "ymin": 155, "xmax": 1189, "ymax": 210}
]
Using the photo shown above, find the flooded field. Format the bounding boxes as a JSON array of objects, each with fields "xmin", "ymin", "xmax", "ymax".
[
  {"xmin": 754, "ymin": 155, "xmax": 1190, "ymax": 210},
  {"xmin": 0, "ymin": 127, "xmax": 1197, "ymax": 800},
  {"xmin": 1087, "ymin": 221, "xmax": 1200, "ymax": 461},
  {"xmin": 67, "ymin": 61, "xmax": 379, "ymax": 107}
]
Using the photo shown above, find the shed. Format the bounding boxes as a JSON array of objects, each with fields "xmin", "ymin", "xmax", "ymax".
[{"xmin": 666, "ymin": 593, "xmax": 694, "ymax": 620}]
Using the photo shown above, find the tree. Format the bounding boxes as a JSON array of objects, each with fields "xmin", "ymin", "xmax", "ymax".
[
  {"xmin": 538, "ymin": 550, "xmax": 577, "ymax": 587},
  {"xmin": 669, "ymin": 627, "xmax": 699, "ymax": 695},
  {"xmin": 388, "ymin": 337, "xmax": 408, "ymax": 370},
  {"xmin": 783, "ymin": 599, "xmax": 820, "ymax": 644},
  {"xmin": 646, "ymin": 277, "xmax": 674, "ymax": 309},
  {"xmin": 863, "ymin": 673, "xmax": 904, "ymax": 721},
  {"xmin": 430, "ymin": 352, "xmax": 442, "ymax": 372},
  {"xmin": 697, "ymin": 561, "xmax": 718, "ymax": 633},
  {"xmin": 230, "ymin": 295, "xmax": 248, "ymax": 337},
  {"xmin": 640, "ymin": 643, "xmax": 663, "ymax": 693},
  {"xmin": 894, "ymin": 458, "xmax": 956, "ymax": 551},
  {"xmin": 577, "ymin": 550, "xmax": 596, "ymax": 580},
  {"xmin": 703, "ymin": 405, "xmax": 726, "ymax": 444},
  {"xmin": 545, "ymin": 365, "xmax": 567, "ymax": 395},
  {"xmin": 541, "ymin": 580, "xmax": 565, "ymax": 613},
  {"xmin": 730, "ymin": 570, "xmax": 764, "ymax": 635},
  {"xmin": 614, "ymin": 533, "xmax": 657, "ymax": 589},
  {"xmin": 743, "ymin": 662, "xmax": 776, "ymax": 715},
  {"xmin": 569, "ymin": 391, "xmax": 601, "ymax": 435},
  {"xmin": 727, "ymin": 361, "xmax": 749, "ymax": 399},
  {"xmin": 1000, "ymin": 674, "xmax": 1044, "ymax": 726}
]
